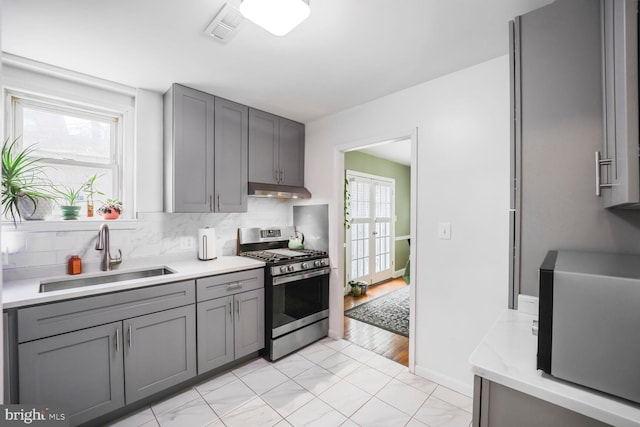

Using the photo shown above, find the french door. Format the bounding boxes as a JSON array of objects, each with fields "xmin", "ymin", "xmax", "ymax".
[{"xmin": 346, "ymin": 171, "xmax": 395, "ymax": 285}]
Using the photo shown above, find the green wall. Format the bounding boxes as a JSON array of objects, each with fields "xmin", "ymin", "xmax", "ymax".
[{"xmin": 345, "ymin": 151, "xmax": 410, "ymax": 276}]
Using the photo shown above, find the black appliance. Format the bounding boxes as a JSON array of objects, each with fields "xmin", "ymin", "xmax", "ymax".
[
  {"xmin": 238, "ymin": 226, "xmax": 330, "ymax": 361},
  {"xmin": 538, "ymin": 250, "xmax": 640, "ymax": 404}
]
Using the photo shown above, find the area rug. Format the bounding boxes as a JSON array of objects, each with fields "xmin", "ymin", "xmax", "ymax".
[{"xmin": 344, "ymin": 286, "xmax": 410, "ymax": 337}]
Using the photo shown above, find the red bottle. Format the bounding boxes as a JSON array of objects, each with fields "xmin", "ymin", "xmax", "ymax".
[{"xmin": 68, "ymin": 255, "xmax": 82, "ymax": 275}]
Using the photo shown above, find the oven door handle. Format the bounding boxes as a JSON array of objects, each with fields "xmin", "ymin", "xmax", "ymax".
[{"xmin": 272, "ymin": 267, "xmax": 331, "ymax": 286}]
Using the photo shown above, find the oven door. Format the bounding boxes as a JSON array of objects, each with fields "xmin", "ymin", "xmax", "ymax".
[{"xmin": 271, "ymin": 267, "xmax": 330, "ymax": 338}]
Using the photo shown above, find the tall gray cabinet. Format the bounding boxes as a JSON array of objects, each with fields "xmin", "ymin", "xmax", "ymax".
[
  {"xmin": 248, "ymin": 108, "xmax": 305, "ymax": 187},
  {"xmin": 164, "ymin": 84, "xmax": 248, "ymax": 213},
  {"xmin": 510, "ymin": 0, "xmax": 606, "ymax": 297}
]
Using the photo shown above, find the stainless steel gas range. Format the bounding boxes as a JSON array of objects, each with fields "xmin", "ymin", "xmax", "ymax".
[{"xmin": 238, "ymin": 226, "xmax": 330, "ymax": 361}]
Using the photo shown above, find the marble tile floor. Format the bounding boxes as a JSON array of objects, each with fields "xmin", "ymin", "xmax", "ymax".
[{"xmin": 108, "ymin": 338, "xmax": 472, "ymax": 427}]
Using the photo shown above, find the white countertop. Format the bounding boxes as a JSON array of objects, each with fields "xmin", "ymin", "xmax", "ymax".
[
  {"xmin": 2, "ymin": 255, "xmax": 265, "ymax": 309},
  {"xmin": 469, "ymin": 309, "xmax": 640, "ymax": 427}
]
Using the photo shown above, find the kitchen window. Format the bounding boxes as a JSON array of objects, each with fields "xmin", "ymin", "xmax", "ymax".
[{"xmin": 9, "ymin": 94, "xmax": 124, "ymax": 218}]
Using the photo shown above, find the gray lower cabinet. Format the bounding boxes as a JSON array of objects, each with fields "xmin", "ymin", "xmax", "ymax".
[
  {"xmin": 248, "ymin": 108, "xmax": 305, "ymax": 187},
  {"xmin": 19, "ymin": 322, "xmax": 125, "ymax": 426},
  {"xmin": 196, "ymin": 269, "xmax": 265, "ymax": 374},
  {"xmin": 234, "ymin": 288, "xmax": 264, "ymax": 358},
  {"xmin": 15, "ymin": 280, "xmax": 197, "ymax": 426},
  {"xmin": 473, "ymin": 376, "xmax": 608, "ymax": 427},
  {"xmin": 196, "ymin": 295, "xmax": 234, "ymax": 372},
  {"xmin": 124, "ymin": 305, "xmax": 196, "ymax": 403}
]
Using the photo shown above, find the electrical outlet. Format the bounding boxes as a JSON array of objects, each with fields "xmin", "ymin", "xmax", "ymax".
[
  {"xmin": 438, "ymin": 222, "xmax": 451, "ymax": 240},
  {"xmin": 180, "ymin": 236, "xmax": 195, "ymax": 250}
]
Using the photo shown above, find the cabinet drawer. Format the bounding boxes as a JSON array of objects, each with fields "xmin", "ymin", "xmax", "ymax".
[
  {"xmin": 18, "ymin": 280, "xmax": 195, "ymax": 343},
  {"xmin": 196, "ymin": 269, "xmax": 263, "ymax": 302}
]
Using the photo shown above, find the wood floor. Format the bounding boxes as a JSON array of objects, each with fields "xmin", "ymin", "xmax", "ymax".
[{"xmin": 343, "ymin": 278, "xmax": 409, "ymax": 366}]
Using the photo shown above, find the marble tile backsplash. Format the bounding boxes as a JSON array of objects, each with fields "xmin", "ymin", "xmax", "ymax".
[{"xmin": 2, "ymin": 198, "xmax": 294, "ymax": 274}]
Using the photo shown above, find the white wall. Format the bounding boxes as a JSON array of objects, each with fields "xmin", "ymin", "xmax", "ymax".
[{"xmin": 306, "ymin": 56, "xmax": 510, "ymax": 395}]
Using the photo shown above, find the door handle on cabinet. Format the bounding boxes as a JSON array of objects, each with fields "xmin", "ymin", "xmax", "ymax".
[
  {"xmin": 279, "ymin": 169, "xmax": 284, "ymax": 183},
  {"xmin": 217, "ymin": 195, "xmax": 221, "ymax": 211},
  {"xmin": 595, "ymin": 151, "xmax": 612, "ymax": 197},
  {"xmin": 116, "ymin": 327, "xmax": 120, "ymax": 353},
  {"xmin": 229, "ymin": 300, "xmax": 232, "ymax": 319},
  {"xmin": 236, "ymin": 300, "xmax": 240, "ymax": 317},
  {"xmin": 128, "ymin": 324, "xmax": 132, "ymax": 348},
  {"xmin": 209, "ymin": 195, "xmax": 213, "ymax": 211}
]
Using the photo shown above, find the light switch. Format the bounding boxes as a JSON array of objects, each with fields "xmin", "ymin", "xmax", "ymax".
[{"xmin": 438, "ymin": 222, "xmax": 451, "ymax": 240}]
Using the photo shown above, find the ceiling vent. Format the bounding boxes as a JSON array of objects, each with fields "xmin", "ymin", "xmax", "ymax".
[{"xmin": 204, "ymin": 3, "xmax": 245, "ymax": 43}]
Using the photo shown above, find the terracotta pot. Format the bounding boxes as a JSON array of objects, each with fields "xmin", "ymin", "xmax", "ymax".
[{"xmin": 100, "ymin": 210, "xmax": 121, "ymax": 220}]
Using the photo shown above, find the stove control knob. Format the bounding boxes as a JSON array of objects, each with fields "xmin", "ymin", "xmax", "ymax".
[
  {"xmin": 287, "ymin": 265, "xmax": 295, "ymax": 272},
  {"xmin": 301, "ymin": 262, "xmax": 309, "ymax": 269},
  {"xmin": 280, "ymin": 266, "xmax": 288, "ymax": 273},
  {"xmin": 314, "ymin": 260, "xmax": 322, "ymax": 267}
]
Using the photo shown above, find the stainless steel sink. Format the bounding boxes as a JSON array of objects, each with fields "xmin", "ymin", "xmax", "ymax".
[{"xmin": 39, "ymin": 267, "xmax": 175, "ymax": 293}]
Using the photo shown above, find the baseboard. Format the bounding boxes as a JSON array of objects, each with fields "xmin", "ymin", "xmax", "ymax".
[
  {"xmin": 393, "ymin": 268, "xmax": 406, "ymax": 279},
  {"xmin": 414, "ymin": 364, "xmax": 473, "ymax": 397}
]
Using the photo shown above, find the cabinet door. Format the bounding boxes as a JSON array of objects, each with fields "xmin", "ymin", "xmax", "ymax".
[
  {"xmin": 474, "ymin": 377, "xmax": 608, "ymax": 427},
  {"xmin": 197, "ymin": 296, "xmax": 234, "ymax": 374},
  {"xmin": 124, "ymin": 305, "xmax": 196, "ymax": 403},
  {"xmin": 234, "ymin": 288, "xmax": 265, "ymax": 359},
  {"xmin": 18, "ymin": 322, "xmax": 124, "ymax": 426},
  {"xmin": 278, "ymin": 118, "xmax": 305, "ymax": 186},
  {"xmin": 215, "ymin": 98, "xmax": 248, "ymax": 212},
  {"xmin": 248, "ymin": 108, "xmax": 279, "ymax": 184},
  {"xmin": 601, "ymin": 0, "xmax": 639, "ymax": 207},
  {"xmin": 169, "ymin": 84, "xmax": 215, "ymax": 212}
]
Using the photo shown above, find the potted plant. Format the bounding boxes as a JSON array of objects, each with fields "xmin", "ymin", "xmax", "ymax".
[
  {"xmin": 54, "ymin": 185, "xmax": 84, "ymax": 220},
  {"xmin": 1, "ymin": 139, "xmax": 54, "ymax": 226},
  {"xmin": 97, "ymin": 198, "xmax": 123, "ymax": 220},
  {"xmin": 83, "ymin": 173, "xmax": 104, "ymax": 218}
]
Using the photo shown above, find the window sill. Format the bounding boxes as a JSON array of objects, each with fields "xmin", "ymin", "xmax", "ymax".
[{"xmin": 2, "ymin": 218, "xmax": 138, "ymax": 232}]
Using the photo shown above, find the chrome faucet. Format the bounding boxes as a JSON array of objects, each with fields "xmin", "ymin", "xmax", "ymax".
[{"xmin": 95, "ymin": 223, "xmax": 122, "ymax": 271}]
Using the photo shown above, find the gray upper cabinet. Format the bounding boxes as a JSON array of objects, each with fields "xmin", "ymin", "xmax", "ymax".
[
  {"xmin": 599, "ymin": 0, "xmax": 639, "ymax": 208},
  {"xmin": 164, "ymin": 84, "xmax": 248, "ymax": 213},
  {"xmin": 278, "ymin": 118, "xmax": 305, "ymax": 186},
  {"xmin": 248, "ymin": 108, "xmax": 305, "ymax": 187},
  {"xmin": 164, "ymin": 84, "xmax": 214, "ymax": 213},
  {"xmin": 19, "ymin": 322, "xmax": 125, "ymax": 426},
  {"xmin": 215, "ymin": 97, "xmax": 248, "ymax": 212}
]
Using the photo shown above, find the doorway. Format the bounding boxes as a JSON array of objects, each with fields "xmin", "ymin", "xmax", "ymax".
[
  {"xmin": 345, "ymin": 171, "xmax": 395, "ymax": 286},
  {"xmin": 341, "ymin": 138, "xmax": 412, "ymax": 366}
]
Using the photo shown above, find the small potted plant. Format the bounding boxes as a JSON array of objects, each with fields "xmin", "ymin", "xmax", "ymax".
[
  {"xmin": 97, "ymin": 198, "xmax": 123, "ymax": 220},
  {"xmin": 54, "ymin": 185, "xmax": 84, "ymax": 220},
  {"xmin": 2, "ymin": 139, "xmax": 55, "ymax": 226},
  {"xmin": 83, "ymin": 173, "xmax": 104, "ymax": 218}
]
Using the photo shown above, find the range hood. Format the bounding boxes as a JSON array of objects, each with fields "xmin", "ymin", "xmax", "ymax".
[{"xmin": 248, "ymin": 182, "xmax": 311, "ymax": 199}]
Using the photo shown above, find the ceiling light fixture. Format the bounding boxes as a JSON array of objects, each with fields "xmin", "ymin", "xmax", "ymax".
[{"xmin": 239, "ymin": 0, "xmax": 310, "ymax": 36}]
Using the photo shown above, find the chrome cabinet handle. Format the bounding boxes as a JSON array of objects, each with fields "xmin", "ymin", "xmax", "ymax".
[
  {"xmin": 282, "ymin": 169, "xmax": 285, "ymax": 183},
  {"xmin": 228, "ymin": 300, "xmax": 232, "ymax": 319},
  {"xmin": 279, "ymin": 169, "xmax": 283, "ymax": 183},
  {"xmin": 236, "ymin": 300, "xmax": 240, "ymax": 317},
  {"xmin": 274, "ymin": 169, "xmax": 279, "ymax": 182},
  {"xmin": 116, "ymin": 327, "xmax": 120, "ymax": 353},
  {"xmin": 128, "ymin": 324, "xmax": 132, "ymax": 348},
  {"xmin": 209, "ymin": 195, "xmax": 213, "ymax": 211},
  {"xmin": 226, "ymin": 283, "xmax": 242, "ymax": 291},
  {"xmin": 217, "ymin": 195, "xmax": 221, "ymax": 211},
  {"xmin": 595, "ymin": 151, "xmax": 613, "ymax": 197}
]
